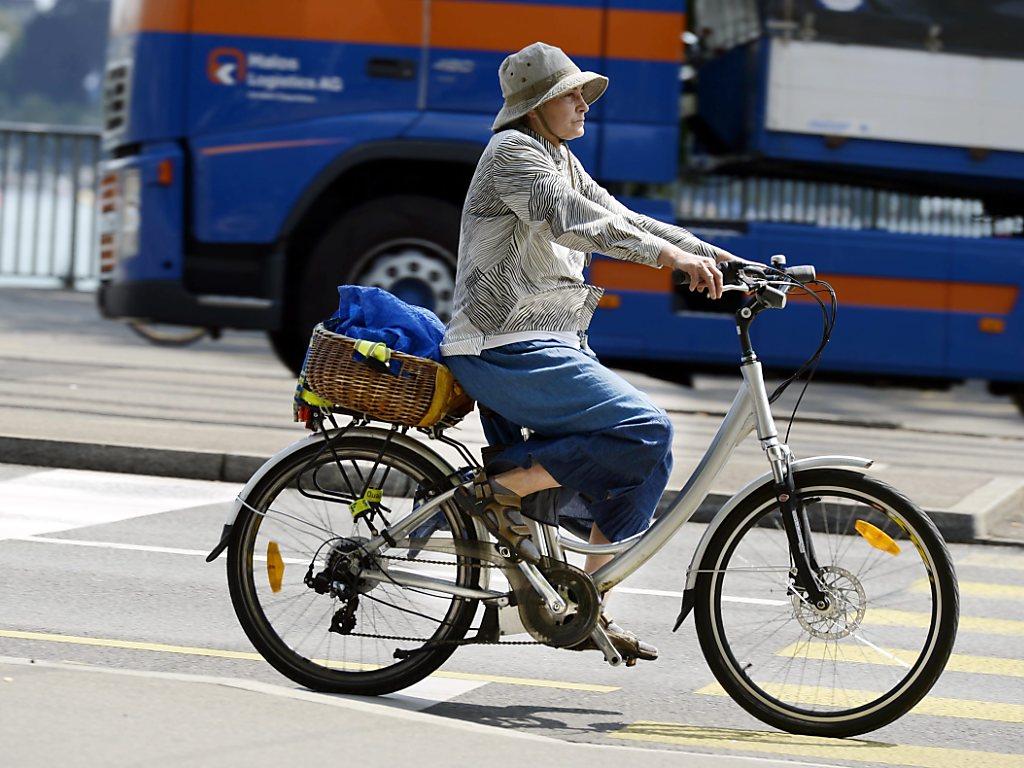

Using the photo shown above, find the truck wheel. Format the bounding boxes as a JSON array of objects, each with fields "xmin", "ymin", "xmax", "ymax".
[{"xmin": 270, "ymin": 195, "xmax": 460, "ymax": 374}]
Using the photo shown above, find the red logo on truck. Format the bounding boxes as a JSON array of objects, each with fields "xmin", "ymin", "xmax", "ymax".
[{"xmin": 207, "ymin": 48, "xmax": 246, "ymax": 86}]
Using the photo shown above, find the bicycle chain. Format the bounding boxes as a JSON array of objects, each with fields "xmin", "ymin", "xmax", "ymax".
[
  {"xmin": 377, "ymin": 553, "xmax": 502, "ymax": 568},
  {"xmin": 348, "ymin": 553, "xmax": 540, "ymax": 647}
]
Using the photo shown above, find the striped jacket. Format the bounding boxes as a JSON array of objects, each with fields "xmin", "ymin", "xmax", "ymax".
[{"xmin": 440, "ymin": 125, "xmax": 719, "ymax": 356}]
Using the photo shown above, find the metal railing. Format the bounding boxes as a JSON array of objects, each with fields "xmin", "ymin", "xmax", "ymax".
[{"xmin": 0, "ymin": 122, "xmax": 101, "ymax": 288}]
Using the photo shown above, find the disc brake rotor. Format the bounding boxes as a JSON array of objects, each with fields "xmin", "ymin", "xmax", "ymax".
[
  {"xmin": 792, "ymin": 565, "xmax": 867, "ymax": 640},
  {"xmin": 515, "ymin": 559, "xmax": 601, "ymax": 648}
]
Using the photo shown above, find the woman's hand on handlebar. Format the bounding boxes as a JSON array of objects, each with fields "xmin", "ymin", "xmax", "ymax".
[{"xmin": 657, "ymin": 245, "xmax": 723, "ymax": 299}]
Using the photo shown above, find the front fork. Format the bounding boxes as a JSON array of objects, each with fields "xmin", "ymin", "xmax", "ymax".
[{"xmin": 766, "ymin": 442, "xmax": 828, "ymax": 609}]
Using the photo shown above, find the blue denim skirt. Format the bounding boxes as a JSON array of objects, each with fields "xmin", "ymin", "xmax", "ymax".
[{"xmin": 443, "ymin": 339, "xmax": 673, "ymax": 541}]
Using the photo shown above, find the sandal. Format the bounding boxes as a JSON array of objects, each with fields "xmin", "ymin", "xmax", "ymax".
[
  {"xmin": 570, "ymin": 614, "xmax": 659, "ymax": 666},
  {"xmin": 453, "ymin": 471, "xmax": 542, "ymax": 564}
]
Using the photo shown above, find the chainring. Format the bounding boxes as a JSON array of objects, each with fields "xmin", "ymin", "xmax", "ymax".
[{"xmin": 514, "ymin": 558, "xmax": 601, "ymax": 648}]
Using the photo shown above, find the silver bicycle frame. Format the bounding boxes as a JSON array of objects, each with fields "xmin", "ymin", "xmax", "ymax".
[
  {"xmin": 358, "ymin": 359, "xmax": 766, "ymax": 596},
  {"xmin": 276, "ymin": 359, "xmax": 870, "ymax": 607}
]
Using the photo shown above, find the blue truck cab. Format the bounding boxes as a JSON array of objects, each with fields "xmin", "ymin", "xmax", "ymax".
[{"xmin": 96, "ymin": 0, "xmax": 1024, "ymax": 412}]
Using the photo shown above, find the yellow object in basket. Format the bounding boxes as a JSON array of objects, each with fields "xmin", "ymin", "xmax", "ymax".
[
  {"xmin": 353, "ymin": 339, "xmax": 392, "ymax": 364},
  {"xmin": 854, "ymin": 519, "xmax": 901, "ymax": 556}
]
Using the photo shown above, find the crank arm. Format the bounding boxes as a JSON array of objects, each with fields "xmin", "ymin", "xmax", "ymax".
[{"xmin": 589, "ymin": 623, "xmax": 622, "ymax": 667}]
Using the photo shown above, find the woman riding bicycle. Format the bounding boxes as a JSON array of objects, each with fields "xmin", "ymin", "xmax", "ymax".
[{"xmin": 441, "ymin": 41, "xmax": 748, "ymax": 660}]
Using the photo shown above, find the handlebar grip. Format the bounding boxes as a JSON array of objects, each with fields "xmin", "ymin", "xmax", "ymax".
[
  {"xmin": 672, "ymin": 261, "xmax": 738, "ymax": 287},
  {"xmin": 785, "ymin": 265, "xmax": 816, "ymax": 284}
]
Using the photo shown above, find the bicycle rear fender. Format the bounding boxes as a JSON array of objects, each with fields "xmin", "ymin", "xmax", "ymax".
[
  {"xmin": 203, "ymin": 426, "xmax": 463, "ymax": 563},
  {"xmin": 672, "ymin": 455, "xmax": 873, "ymax": 630}
]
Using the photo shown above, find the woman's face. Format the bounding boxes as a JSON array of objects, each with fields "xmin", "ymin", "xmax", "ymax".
[{"xmin": 531, "ymin": 86, "xmax": 588, "ymax": 141}]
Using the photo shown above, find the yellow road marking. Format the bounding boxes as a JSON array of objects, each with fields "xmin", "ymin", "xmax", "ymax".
[
  {"xmin": 866, "ymin": 608, "xmax": 1024, "ymax": 637},
  {"xmin": 611, "ymin": 722, "xmax": 1024, "ymax": 768},
  {"xmin": 775, "ymin": 641, "xmax": 1024, "ymax": 678},
  {"xmin": 959, "ymin": 552, "xmax": 1024, "ymax": 572},
  {"xmin": 696, "ymin": 682, "xmax": 1024, "ymax": 723},
  {"xmin": 910, "ymin": 579, "xmax": 1024, "ymax": 600},
  {"xmin": 0, "ymin": 629, "xmax": 618, "ymax": 693}
]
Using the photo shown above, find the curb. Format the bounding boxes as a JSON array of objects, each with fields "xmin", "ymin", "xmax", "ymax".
[
  {"xmin": 0, "ymin": 435, "xmax": 266, "ymax": 485},
  {"xmin": 0, "ymin": 434, "xmax": 998, "ymax": 544}
]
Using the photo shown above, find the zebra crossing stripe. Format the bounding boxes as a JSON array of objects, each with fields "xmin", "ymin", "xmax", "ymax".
[
  {"xmin": 909, "ymin": 579, "xmax": 1024, "ymax": 601},
  {"xmin": 959, "ymin": 552, "xmax": 1024, "ymax": 572},
  {"xmin": 774, "ymin": 641, "xmax": 1024, "ymax": 678},
  {"xmin": 611, "ymin": 721, "xmax": 1024, "ymax": 768},
  {"xmin": 865, "ymin": 608, "xmax": 1024, "ymax": 637},
  {"xmin": 695, "ymin": 682, "xmax": 1024, "ymax": 723}
]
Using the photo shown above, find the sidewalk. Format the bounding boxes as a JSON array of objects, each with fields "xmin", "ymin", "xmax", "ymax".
[{"xmin": 1, "ymin": 287, "xmax": 1022, "ymax": 543}]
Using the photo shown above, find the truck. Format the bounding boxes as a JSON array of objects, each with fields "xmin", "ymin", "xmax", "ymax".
[{"xmin": 96, "ymin": 0, "xmax": 1024, "ymax": 413}]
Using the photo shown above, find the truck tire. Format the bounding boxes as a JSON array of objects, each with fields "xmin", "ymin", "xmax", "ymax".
[
  {"xmin": 270, "ymin": 195, "xmax": 460, "ymax": 374},
  {"xmin": 1013, "ymin": 389, "xmax": 1024, "ymax": 417}
]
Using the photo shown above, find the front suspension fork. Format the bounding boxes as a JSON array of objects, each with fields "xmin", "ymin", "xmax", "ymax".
[{"xmin": 769, "ymin": 445, "xmax": 829, "ymax": 609}]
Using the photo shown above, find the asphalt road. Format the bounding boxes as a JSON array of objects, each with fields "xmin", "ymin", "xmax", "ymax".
[{"xmin": 2, "ymin": 464, "xmax": 1022, "ymax": 767}]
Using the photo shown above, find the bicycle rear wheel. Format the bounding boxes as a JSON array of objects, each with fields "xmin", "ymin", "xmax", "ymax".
[
  {"xmin": 694, "ymin": 469, "xmax": 958, "ymax": 737},
  {"xmin": 227, "ymin": 433, "xmax": 482, "ymax": 695}
]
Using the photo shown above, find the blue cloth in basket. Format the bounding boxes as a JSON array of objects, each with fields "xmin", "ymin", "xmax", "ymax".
[{"xmin": 324, "ymin": 285, "xmax": 445, "ymax": 363}]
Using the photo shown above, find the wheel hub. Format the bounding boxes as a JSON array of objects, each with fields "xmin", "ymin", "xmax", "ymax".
[
  {"xmin": 792, "ymin": 565, "xmax": 867, "ymax": 640},
  {"xmin": 304, "ymin": 537, "xmax": 382, "ymax": 598},
  {"xmin": 358, "ymin": 247, "xmax": 455, "ymax": 322}
]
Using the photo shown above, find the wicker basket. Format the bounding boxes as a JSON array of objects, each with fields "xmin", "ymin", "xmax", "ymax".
[{"xmin": 301, "ymin": 324, "xmax": 473, "ymax": 428}]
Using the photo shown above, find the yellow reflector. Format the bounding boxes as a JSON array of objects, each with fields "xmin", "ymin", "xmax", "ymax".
[
  {"xmin": 267, "ymin": 541, "xmax": 284, "ymax": 592},
  {"xmin": 855, "ymin": 520, "xmax": 901, "ymax": 556}
]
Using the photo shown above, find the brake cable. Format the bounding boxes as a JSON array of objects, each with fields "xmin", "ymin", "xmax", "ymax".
[{"xmin": 747, "ymin": 264, "xmax": 838, "ymax": 441}]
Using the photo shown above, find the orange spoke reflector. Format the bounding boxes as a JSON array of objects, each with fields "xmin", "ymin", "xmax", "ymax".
[
  {"xmin": 854, "ymin": 520, "xmax": 901, "ymax": 556},
  {"xmin": 267, "ymin": 541, "xmax": 285, "ymax": 592}
]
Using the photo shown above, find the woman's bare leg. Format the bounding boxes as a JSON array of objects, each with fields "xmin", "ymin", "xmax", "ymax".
[
  {"xmin": 492, "ymin": 464, "xmax": 560, "ymax": 497},
  {"xmin": 584, "ymin": 522, "xmax": 614, "ymax": 575}
]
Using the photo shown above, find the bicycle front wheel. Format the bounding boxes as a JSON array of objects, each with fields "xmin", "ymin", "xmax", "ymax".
[
  {"xmin": 227, "ymin": 433, "xmax": 482, "ymax": 696},
  {"xmin": 694, "ymin": 469, "xmax": 958, "ymax": 737}
]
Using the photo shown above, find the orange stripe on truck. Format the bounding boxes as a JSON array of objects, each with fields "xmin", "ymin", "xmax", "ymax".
[
  {"xmin": 199, "ymin": 137, "xmax": 346, "ymax": 157},
  {"xmin": 591, "ymin": 261, "xmax": 1020, "ymax": 315},
  {"xmin": 193, "ymin": 0, "xmax": 423, "ymax": 46},
  {"xmin": 110, "ymin": 0, "xmax": 190, "ymax": 37},
  {"xmin": 432, "ymin": 2, "xmax": 683, "ymax": 61},
  {"xmin": 109, "ymin": 0, "xmax": 684, "ymax": 61},
  {"xmin": 591, "ymin": 260, "xmax": 673, "ymax": 292},
  {"xmin": 605, "ymin": 8, "xmax": 684, "ymax": 61},
  {"xmin": 807, "ymin": 275, "xmax": 1020, "ymax": 315},
  {"xmin": 432, "ymin": 2, "xmax": 601, "ymax": 56}
]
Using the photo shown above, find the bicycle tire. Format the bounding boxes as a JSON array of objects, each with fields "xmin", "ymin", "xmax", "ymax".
[
  {"xmin": 227, "ymin": 434, "xmax": 482, "ymax": 696},
  {"xmin": 694, "ymin": 468, "xmax": 958, "ymax": 737}
]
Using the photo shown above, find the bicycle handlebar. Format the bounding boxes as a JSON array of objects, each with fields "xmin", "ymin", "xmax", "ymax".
[{"xmin": 670, "ymin": 260, "xmax": 816, "ymax": 290}]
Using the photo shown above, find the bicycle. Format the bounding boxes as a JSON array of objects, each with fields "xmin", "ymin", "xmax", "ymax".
[{"xmin": 206, "ymin": 256, "xmax": 958, "ymax": 738}]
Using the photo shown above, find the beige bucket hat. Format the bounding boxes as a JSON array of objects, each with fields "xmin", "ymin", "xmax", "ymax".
[{"xmin": 492, "ymin": 41, "xmax": 608, "ymax": 132}]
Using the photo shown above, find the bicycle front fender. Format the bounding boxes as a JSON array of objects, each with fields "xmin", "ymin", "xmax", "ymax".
[{"xmin": 671, "ymin": 455, "xmax": 873, "ymax": 630}]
